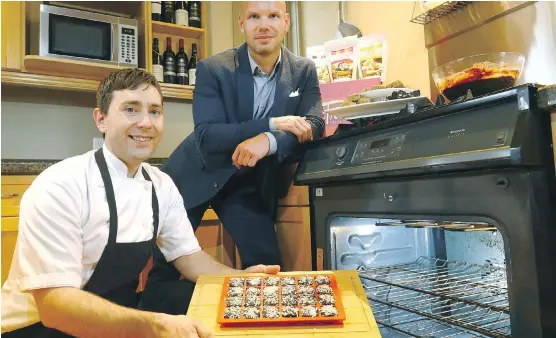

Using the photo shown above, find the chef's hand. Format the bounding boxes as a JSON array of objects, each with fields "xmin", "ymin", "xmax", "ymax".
[
  {"xmin": 271, "ymin": 116, "xmax": 313, "ymax": 143},
  {"xmin": 153, "ymin": 314, "xmax": 213, "ymax": 338},
  {"xmin": 232, "ymin": 133, "xmax": 270, "ymax": 169},
  {"xmin": 244, "ymin": 264, "xmax": 281, "ymax": 274}
]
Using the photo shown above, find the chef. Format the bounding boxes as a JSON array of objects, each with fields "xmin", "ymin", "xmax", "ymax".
[{"xmin": 1, "ymin": 68, "xmax": 279, "ymax": 338}]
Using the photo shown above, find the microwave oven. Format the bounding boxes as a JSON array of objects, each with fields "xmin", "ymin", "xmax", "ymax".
[{"xmin": 31, "ymin": 4, "xmax": 138, "ymax": 67}]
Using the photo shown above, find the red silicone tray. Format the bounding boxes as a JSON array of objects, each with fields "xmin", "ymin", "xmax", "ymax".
[{"xmin": 216, "ymin": 274, "xmax": 346, "ymax": 327}]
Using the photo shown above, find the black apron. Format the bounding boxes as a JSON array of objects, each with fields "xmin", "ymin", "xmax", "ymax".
[{"xmin": 4, "ymin": 148, "xmax": 159, "ymax": 337}]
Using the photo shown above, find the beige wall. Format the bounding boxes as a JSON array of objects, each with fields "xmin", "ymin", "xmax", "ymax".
[
  {"xmin": 207, "ymin": 1, "xmax": 234, "ymax": 55},
  {"xmin": 299, "ymin": 1, "xmax": 339, "ymax": 56},
  {"xmin": 1, "ymin": 2, "xmax": 234, "ymax": 160},
  {"xmin": 347, "ymin": 1, "xmax": 431, "ymax": 98},
  {"xmin": 0, "ymin": 86, "xmax": 194, "ymax": 159}
]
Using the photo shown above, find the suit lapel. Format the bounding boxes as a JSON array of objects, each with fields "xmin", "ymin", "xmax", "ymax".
[
  {"xmin": 271, "ymin": 47, "xmax": 294, "ymax": 118},
  {"xmin": 236, "ymin": 43, "xmax": 254, "ymax": 122}
]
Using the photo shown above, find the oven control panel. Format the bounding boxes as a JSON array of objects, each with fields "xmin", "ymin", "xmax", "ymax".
[
  {"xmin": 295, "ymin": 99, "xmax": 529, "ymax": 184},
  {"xmin": 351, "ymin": 134, "xmax": 406, "ymax": 166}
]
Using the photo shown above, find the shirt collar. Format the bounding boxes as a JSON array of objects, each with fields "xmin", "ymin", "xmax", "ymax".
[
  {"xmin": 247, "ymin": 48, "xmax": 282, "ymax": 77},
  {"xmin": 102, "ymin": 144, "xmax": 144, "ymax": 180}
]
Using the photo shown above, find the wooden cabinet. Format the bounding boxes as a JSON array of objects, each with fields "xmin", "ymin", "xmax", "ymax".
[
  {"xmin": 2, "ymin": 218, "xmax": 19, "ymax": 286},
  {"xmin": 1, "ymin": 1, "xmax": 25, "ymax": 71},
  {"xmin": 195, "ymin": 215, "xmax": 237, "ymax": 268},
  {"xmin": 1, "ymin": 176, "xmax": 34, "ymax": 286},
  {"xmin": 1, "ymin": 1, "xmax": 209, "ymax": 101},
  {"xmin": 552, "ymin": 111, "xmax": 556, "ymax": 170},
  {"xmin": 275, "ymin": 206, "xmax": 312, "ymax": 272},
  {"xmin": 278, "ymin": 185, "xmax": 309, "ymax": 207}
]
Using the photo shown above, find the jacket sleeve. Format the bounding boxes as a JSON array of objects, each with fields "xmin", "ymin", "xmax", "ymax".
[
  {"xmin": 269, "ymin": 62, "xmax": 325, "ymax": 163},
  {"xmin": 193, "ymin": 61, "xmax": 271, "ymax": 156}
]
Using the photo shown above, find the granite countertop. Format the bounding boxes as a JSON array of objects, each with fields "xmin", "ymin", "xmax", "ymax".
[
  {"xmin": 1, "ymin": 158, "xmax": 167, "ymax": 175},
  {"xmin": 538, "ymin": 85, "xmax": 556, "ymax": 110}
]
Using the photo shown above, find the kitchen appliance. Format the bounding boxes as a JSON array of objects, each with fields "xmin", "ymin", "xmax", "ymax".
[
  {"xmin": 294, "ymin": 84, "xmax": 556, "ymax": 337},
  {"xmin": 30, "ymin": 4, "xmax": 138, "ymax": 67}
]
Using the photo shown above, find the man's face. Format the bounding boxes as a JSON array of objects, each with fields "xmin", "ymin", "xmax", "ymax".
[
  {"xmin": 94, "ymin": 85, "xmax": 163, "ymax": 166},
  {"xmin": 239, "ymin": 1, "xmax": 290, "ymax": 56}
]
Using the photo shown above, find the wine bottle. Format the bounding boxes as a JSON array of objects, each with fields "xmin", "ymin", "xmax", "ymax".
[
  {"xmin": 151, "ymin": 1, "xmax": 162, "ymax": 21},
  {"xmin": 188, "ymin": 43, "xmax": 198, "ymax": 85},
  {"xmin": 162, "ymin": 1, "xmax": 175, "ymax": 24},
  {"xmin": 188, "ymin": 1, "xmax": 201, "ymax": 28},
  {"xmin": 163, "ymin": 37, "xmax": 177, "ymax": 84},
  {"xmin": 175, "ymin": 1, "xmax": 189, "ymax": 26},
  {"xmin": 152, "ymin": 38, "xmax": 164, "ymax": 83},
  {"xmin": 176, "ymin": 39, "xmax": 189, "ymax": 85}
]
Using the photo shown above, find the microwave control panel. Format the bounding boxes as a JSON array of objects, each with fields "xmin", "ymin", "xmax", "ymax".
[{"xmin": 118, "ymin": 24, "xmax": 138, "ymax": 66}]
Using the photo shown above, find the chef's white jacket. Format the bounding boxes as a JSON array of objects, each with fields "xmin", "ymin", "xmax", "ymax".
[{"xmin": 1, "ymin": 145, "xmax": 201, "ymax": 333}]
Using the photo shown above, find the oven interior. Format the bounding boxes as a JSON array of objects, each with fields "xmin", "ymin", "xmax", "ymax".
[{"xmin": 328, "ymin": 216, "xmax": 510, "ymax": 338}]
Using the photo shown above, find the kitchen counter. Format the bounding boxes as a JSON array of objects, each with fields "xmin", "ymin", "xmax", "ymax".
[
  {"xmin": 3, "ymin": 85, "xmax": 554, "ymax": 176},
  {"xmin": 1, "ymin": 158, "xmax": 167, "ymax": 175},
  {"xmin": 186, "ymin": 270, "xmax": 382, "ymax": 337}
]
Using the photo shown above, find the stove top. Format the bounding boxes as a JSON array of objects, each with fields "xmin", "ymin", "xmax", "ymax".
[
  {"xmin": 296, "ymin": 84, "xmax": 554, "ymax": 185},
  {"xmin": 331, "ymin": 84, "xmax": 541, "ymax": 137}
]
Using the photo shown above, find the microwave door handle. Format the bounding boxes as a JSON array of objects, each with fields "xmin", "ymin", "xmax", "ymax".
[{"xmin": 112, "ymin": 23, "xmax": 118, "ymax": 64}]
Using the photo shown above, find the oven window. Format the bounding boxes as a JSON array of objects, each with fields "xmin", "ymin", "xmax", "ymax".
[
  {"xmin": 49, "ymin": 14, "xmax": 111, "ymax": 60},
  {"xmin": 328, "ymin": 216, "xmax": 510, "ymax": 337}
]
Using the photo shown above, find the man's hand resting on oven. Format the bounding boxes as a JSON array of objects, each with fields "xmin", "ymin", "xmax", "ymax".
[{"xmin": 271, "ymin": 116, "xmax": 313, "ymax": 143}]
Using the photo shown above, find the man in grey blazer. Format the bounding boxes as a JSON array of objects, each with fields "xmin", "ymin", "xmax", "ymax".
[{"xmin": 139, "ymin": 1, "xmax": 325, "ymax": 315}]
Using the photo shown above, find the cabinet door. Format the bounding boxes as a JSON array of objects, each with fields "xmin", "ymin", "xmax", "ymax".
[
  {"xmin": 2, "ymin": 217, "xmax": 18, "ymax": 286},
  {"xmin": 2, "ymin": 176, "xmax": 35, "ymax": 208},
  {"xmin": 1, "ymin": 1, "xmax": 24, "ymax": 71},
  {"xmin": 552, "ymin": 111, "xmax": 556, "ymax": 170},
  {"xmin": 275, "ymin": 207, "xmax": 312, "ymax": 272},
  {"xmin": 196, "ymin": 218, "xmax": 236, "ymax": 268}
]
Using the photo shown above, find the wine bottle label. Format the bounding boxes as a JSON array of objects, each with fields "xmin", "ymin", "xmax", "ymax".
[
  {"xmin": 177, "ymin": 59, "xmax": 188, "ymax": 77},
  {"xmin": 189, "ymin": 68, "xmax": 197, "ymax": 85},
  {"xmin": 152, "ymin": 64, "xmax": 164, "ymax": 82},
  {"xmin": 164, "ymin": 57, "xmax": 176, "ymax": 76},
  {"xmin": 151, "ymin": 2, "xmax": 161, "ymax": 14},
  {"xmin": 175, "ymin": 9, "xmax": 189, "ymax": 26}
]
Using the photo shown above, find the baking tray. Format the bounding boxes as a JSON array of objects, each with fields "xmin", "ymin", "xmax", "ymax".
[
  {"xmin": 326, "ymin": 96, "xmax": 431, "ymax": 120},
  {"xmin": 216, "ymin": 274, "xmax": 346, "ymax": 327}
]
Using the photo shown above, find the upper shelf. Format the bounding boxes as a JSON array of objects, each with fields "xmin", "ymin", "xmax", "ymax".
[
  {"xmin": 151, "ymin": 21, "xmax": 205, "ymax": 39},
  {"xmin": 24, "ymin": 55, "xmax": 125, "ymax": 81},
  {"xmin": 1, "ymin": 70, "xmax": 194, "ymax": 100}
]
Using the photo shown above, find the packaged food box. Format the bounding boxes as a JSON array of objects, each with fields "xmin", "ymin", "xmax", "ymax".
[
  {"xmin": 306, "ymin": 45, "xmax": 332, "ymax": 84},
  {"xmin": 325, "ymin": 36, "xmax": 359, "ymax": 83},
  {"xmin": 358, "ymin": 33, "xmax": 388, "ymax": 83}
]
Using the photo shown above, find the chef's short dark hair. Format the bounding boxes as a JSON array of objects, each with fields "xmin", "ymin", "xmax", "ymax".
[{"xmin": 96, "ymin": 68, "xmax": 163, "ymax": 116}]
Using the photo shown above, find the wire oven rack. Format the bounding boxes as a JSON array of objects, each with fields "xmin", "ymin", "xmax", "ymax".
[{"xmin": 358, "ymin": 257, "xmax": 511, "ymax": 337}]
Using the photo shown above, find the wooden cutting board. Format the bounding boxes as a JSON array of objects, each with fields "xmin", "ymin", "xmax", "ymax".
[{"xmin": 186, "ymin": 270, "xmax": 382, "ymax": 337}]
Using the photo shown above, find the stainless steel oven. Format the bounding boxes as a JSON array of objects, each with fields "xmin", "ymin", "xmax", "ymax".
[{"xmin": 295, "ymin": 84, "xmax": 556, "ymax": 337}]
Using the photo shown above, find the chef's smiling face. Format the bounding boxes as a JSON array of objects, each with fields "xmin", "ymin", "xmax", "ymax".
[
  {"xmin": 94, "ymin": 84, "xmax": 163, "ymax": 172},
  {"xmin": 239, "ymin": 1, "xmax": 290, "ymax": 56}
]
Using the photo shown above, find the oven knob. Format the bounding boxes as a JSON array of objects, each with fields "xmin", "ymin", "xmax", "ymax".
[{"xmin": 336, "ymin": 146, "xmax": 348, "ymax": 160}]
